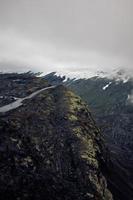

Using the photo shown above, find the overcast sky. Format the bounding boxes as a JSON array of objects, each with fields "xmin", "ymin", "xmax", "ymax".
[{"xmin": 0, "ymin": 0, "xmax": 133, "ymax": 77}]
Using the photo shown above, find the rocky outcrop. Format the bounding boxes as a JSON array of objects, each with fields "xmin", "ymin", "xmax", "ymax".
[
  {"xmin": 43, "ymin": 72, "xmax": 133, "ymax": 200},
  {"xmin": 0, "ymin": 77, "xmax": 112, "ymax": 200}
]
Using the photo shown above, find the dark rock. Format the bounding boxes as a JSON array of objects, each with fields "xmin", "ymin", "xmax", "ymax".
[{"xmin": 0, "ymin": 75, "xmax": 113, "ymax": 200}]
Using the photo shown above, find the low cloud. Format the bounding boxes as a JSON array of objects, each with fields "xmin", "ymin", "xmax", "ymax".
[
  {"xmin": 0, "ymin": 29, "xmax": 133, "ymax": 78},
  {"xmin": 0, "ymin": 0, "xmax": 133, "ymax": 77}
]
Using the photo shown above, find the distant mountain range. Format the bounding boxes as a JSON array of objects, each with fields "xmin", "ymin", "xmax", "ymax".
[{"xmin": 42, "ymin": 68, "xmax": 132, "ymax": 82}]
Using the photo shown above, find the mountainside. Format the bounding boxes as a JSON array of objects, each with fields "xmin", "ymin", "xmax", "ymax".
[
  {"xmin": 0, "ymin": 73, "xmax": 113, "ymax": 200},
  {"xmin": 0, "ymin": 72, "xmax": 50, "ymax": 106},
  {"xmin": 43, "ymin": 71, "xmax": 133, "ymax": 199},
  {"xmin": 65, "ymin": 76, "xmax": 133, "ymax": 171}
]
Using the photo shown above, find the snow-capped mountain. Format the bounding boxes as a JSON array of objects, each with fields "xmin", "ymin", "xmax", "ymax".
[{"xmin": 43, "ymin": 68, "xmax": 132, "ymax": 83}]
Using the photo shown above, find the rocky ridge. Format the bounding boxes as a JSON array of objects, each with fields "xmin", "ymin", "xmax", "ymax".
[
  {"xmin": 0, "ymin": 73, "xmax": 112, "ymax": 200},
  {"xmin": 43, "ymin": 71, "xmax": 133, "ymax": 200}
]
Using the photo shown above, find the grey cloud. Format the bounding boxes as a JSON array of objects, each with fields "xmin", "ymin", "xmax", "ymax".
[{"xmin": 0, "ymin": 0, "xmax": 133, "ymax": 77}]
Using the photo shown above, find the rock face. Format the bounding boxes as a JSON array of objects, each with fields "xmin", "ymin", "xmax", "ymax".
[
  {"xmin": 0, "ymin": 74, "xmax": 112, "ymax": 200},
  {"xmin": 64, "ymin": 77, "xmax": 133, "ymax": 200},
  {"xmin": 43, "ymin": 72, "xmax": 133, "ymax": 200}
]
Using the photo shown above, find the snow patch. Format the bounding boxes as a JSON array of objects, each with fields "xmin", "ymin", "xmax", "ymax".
[
  {"xmin": 13, "ymin": 97, "xmax": 20, "ymax": 100},
  {"xmin": 42, "ymin": 68, "xmax": 132, "ymax": 83},
  {"xmin": 127, "ymin": 92, "xmax": 133, "ymax": 104},
  {"xmin": 63, "ymin": 77, "xmax": 68, "ymax": 82},
  {"xmin": 0, "ymin": 86, "xmax": 55, "ymax": 113},
  {"xmin": 102, "ymin": 82, "xmax": 112, "ymax": 90},
  {"xmin": 0, "ymin": 95, "xmax": 20, "ymax": 100}
]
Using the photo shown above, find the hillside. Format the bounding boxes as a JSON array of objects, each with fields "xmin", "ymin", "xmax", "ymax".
[
  {"xmin": 43, "ymin": 72, "xmax": 133, "ymax": 199},
  {"xmin": 0, "ymin": 73, "xmax": 112, "ymax": 200}
]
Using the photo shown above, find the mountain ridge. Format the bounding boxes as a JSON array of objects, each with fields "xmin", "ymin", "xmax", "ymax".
[
  {"xmin": 0, "ymin": 74, "xmax": 113, "ymax": 200},
  {"xmin": 43, "ymin": 71, "xmax": 133, "ymax": 200},
  {"xmin": 41, "ymin": 68, "xmax": 133, "ymax": 83}
]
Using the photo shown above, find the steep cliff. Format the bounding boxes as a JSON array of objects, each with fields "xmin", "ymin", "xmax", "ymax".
[
  {"xmin": 0, "ymin": 76, "xmax": 112, "ymax": 200},
  {"xmin": 43, "ymin": 72, "xmax": 133, "ymax": 200}
]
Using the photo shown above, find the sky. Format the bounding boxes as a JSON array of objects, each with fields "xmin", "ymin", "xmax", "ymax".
[{"xmin": 0, "ymin": 0, "xmax": 133, "ymax": 77}]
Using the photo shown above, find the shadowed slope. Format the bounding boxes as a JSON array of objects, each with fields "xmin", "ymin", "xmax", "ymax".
[{"xmin": 0, "ymin": 85, "xmax": 112, "ymax": 200}]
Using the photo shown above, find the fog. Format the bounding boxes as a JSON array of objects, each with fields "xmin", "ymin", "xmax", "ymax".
[{"xmin": 0, "ymin": 0, "xmax": 133, "ymax": 77}]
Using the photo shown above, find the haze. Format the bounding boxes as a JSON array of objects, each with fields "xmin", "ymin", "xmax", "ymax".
[{"xmin": 0, "ymin": 0, "xmax": 133, "ymax": 77}]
